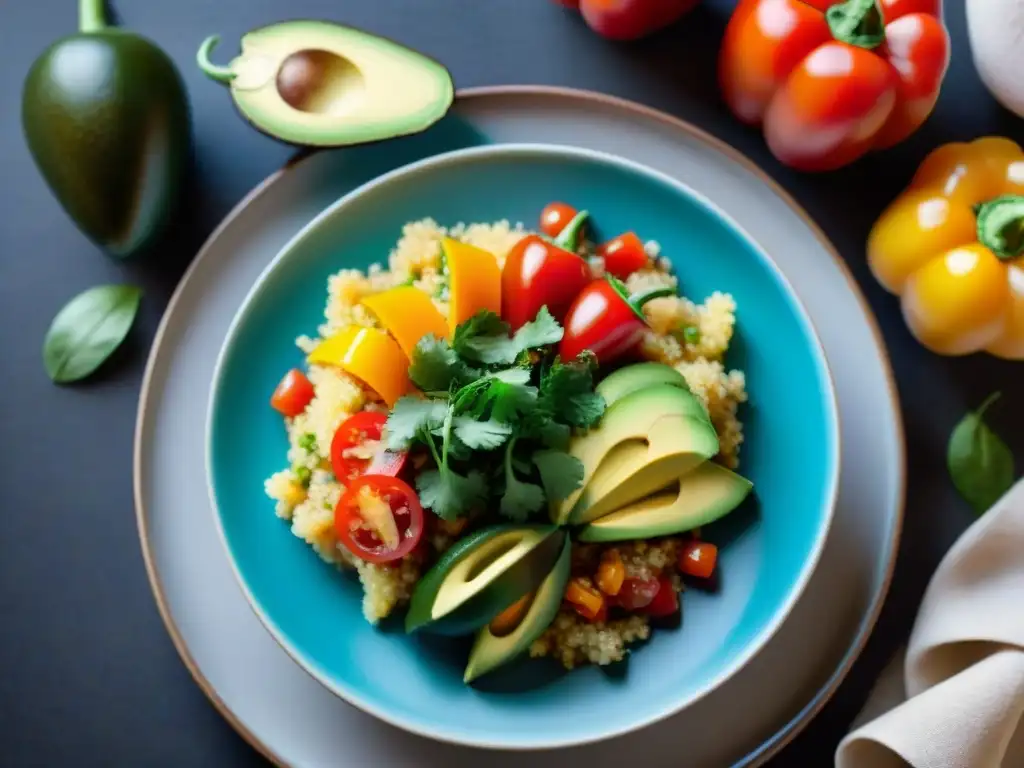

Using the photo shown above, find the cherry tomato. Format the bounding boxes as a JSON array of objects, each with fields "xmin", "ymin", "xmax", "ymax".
[
  {"xmin": 501, "ymin": 234, "xmax": 592, "ymax": 330},
  {"xmin": 334, "ymin": 475, "xmax": 424, "ymax": 564},
  {"xmin": 615, "ymin": 576, "xmax": 661, "ymax": 610},
  {"xmin": 679, "ymin": 541, "xmax": 718, "ymax": 579},
  {"xmin": 642, "ymin": 576, "xmax": 679, "ymax": 617},
  {"xmin": 270, "ymin": 369, "xmax": 315, "ymax": 417},
  {"xmin": 560, "ymin": 276, "xmax": 673, "ymax": 364},
  {"xmin": 580, "ymin": 0, "xmax": 699, "ymax": 41},
  {"xmin": 330, "ymin": 412, "xmax": 408, "ymax": 483},
  {"xmin": 599, "ymin": 232, "xmax": 650, "ymax": 279},
  {"xmin": 539, "ymin": 202, "xmax": 578, "ymax": 238}
]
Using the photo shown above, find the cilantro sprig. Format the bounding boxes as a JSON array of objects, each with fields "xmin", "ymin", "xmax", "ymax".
[{"xmin": 384, "ymin": 306, "xmax": 605, "ymax": 522}]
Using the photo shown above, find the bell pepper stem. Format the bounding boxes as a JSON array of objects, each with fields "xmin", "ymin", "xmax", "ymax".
[
  {"xmin": 630, "ymin": 287, "xmax": 677, "ymax": 307},
  {"xmin": 554, "ymin": 210, "xmax": 589, "ymax": 252},
  {"xmin": 826, "ymin": 0, "xmax": 885, "ymax": 50},
  {"xmin": 606, "ymin": 275, "xmax": 676, "ymax": 323},
  {"xmin": 976, "ymin": 195, "xmax": 1024, "ymax": 260},
  {"xmin": 79, "ymin": 0, "xmax": 107, "ymax": 33},
  {"xmin": 197, "ymin": 35, "xmax": 237, "ymax": 84}
]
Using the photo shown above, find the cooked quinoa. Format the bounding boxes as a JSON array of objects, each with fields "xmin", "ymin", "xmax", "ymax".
[{"xmin": 265, "ymin": 216, "xmax": 747, "ymax": 667}]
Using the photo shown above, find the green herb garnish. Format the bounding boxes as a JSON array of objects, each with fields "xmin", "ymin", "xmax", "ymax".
[
  {"xmin": 948, "ymin": 392, "xmax": 1016, "ymax": 515},
  {"xmin": 294, "ymin": 465, "xmax": 312, "ymax": 488},
  {"xmin": 682, "ymin": 325, "xmax": 701, "ymax": 345},
  {"xmin": 298, "ymin": 433, "xmax": 318, "ymax": 453}
]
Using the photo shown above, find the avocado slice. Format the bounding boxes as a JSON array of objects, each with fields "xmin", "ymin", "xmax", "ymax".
[
  {"xmin": 197, "ymin": 21, "xmax": 454, "ymax": 148},
  {"xmin": 552, "ymin": 385, "xmax": 719, "ymax": 525},
  {"xmin": 405, "ymin": 525, "xmax": 565, "ymax": 636},
  {"xmin": 578, "ymin": 461, "xmax": 753, "ymax": 543},
  {"xmin": 595, "ymin": 362, "xmax": 693, "ymax": 410},
  {"xmin": 463, "ymin": 535, "xmax": 572, "ymax": 683}
]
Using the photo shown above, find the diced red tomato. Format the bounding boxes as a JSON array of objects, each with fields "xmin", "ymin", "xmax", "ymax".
[
  {"xmin": 270, "ymin": 369, "xmax": 315, "ymax": 417},
  {"xmin": 539, "ymin": 202, "xmax": 578, "ymax": 238},
  {"xmin": 330, "ymin": 412, "xmax": 408, "ymax": 483},
  {"xmin": 642, "ymin": 576, "xmax": 679, "ymax": 617},
  {"xmin": 615, "ymin": 576, "xmax": 661, "ymax": 610},
  {"xmin": 599, "ymin": 232, "xmax": 650, "ymax": 279},
  {"xmin": 679, "ymin": 541, "xmax": 718, "ymax": 579},
  {"xmin": 334, "ymin": 475, "xmax": 424, "ymax": 564}
]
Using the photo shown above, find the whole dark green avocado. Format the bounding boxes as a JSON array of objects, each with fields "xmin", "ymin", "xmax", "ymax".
[{"xmin": 21, "ymin": 0, "xmax": 191, "ymax": 259}]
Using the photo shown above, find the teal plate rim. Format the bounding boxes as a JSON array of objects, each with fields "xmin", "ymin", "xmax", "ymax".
[{"xmin": 203, "ymin": 141, "xmax": 842, "ymax": 750}]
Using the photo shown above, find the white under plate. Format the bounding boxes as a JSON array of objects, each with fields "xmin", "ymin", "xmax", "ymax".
[{"xmin": 134, "ymin": 86, "xmax": 905, "ymax": 767}]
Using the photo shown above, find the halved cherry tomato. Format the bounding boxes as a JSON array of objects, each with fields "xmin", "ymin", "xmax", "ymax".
[
  {"xmin": 334, "ymin": 475, "xmax": 424, "ymax": 564},
  {"xmin": 679, "ymin": 541, "xmax": 718, "ymax": 579},
  {"xmin": 539, "ymin": 202, "xmax": 578, "ymax": 238},
  {"xmin": 599, "ymin": 232, "xmax": 650, "ymax": 279},
  {"xmin": 330, "ymin": 412, "xmax": 408, "ymax": 483},
  {"xmin": 501, "ymin": 234, "xmax": 592, "ymax": 330},
  {"xmin": 642, "ymin": 576, "xmax": 679, "ymax": 617},
  {"xmin": 615, "ymin": 576, "xmax": 661, "ymax": 610},
  {"xmin": 270, "ymin": 369, "xmax": 315, "ymax": 417}
]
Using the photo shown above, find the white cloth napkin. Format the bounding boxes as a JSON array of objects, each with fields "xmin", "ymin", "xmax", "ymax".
[{"xmin": 836, "ymin": 479, "xmax": 1024, "ymax": 768}]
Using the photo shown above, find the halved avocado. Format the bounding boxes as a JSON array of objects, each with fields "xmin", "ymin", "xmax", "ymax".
[
  {"xmin": 197, "ymin": 21, "xmax": 454, "ymax": 147},
  {"xmin": 405, "ymin": 525, "xmax": 565, "ymax": 636},
  {"xmin": 595, "ymin": 362, "xmax": 692, "ymax": 410},
  {"xmin": 551, "ymin": 385, "xmax": 718, "ymax": 525},
  {"xmin": 463, "ymin": 536, "xmax": 572, "ymax": 683},
  {"xmin": 578, "ymin": 461, "xmax": 753, "ymax": 543}
]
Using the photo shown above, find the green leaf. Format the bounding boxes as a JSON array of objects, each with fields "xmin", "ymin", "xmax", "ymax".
[
  {"xmin": 42, "ymin": 284, "xmax": 142, "ymax": 383},
  {"xmin": 458, "ymin": 306, "xmax": 564, "ymax": 365},
  {"xmin": 452, "ymin": 310, "xmax": 510, "ymax": 362},
  {"xmin": 385, "ymin": 397, "xmax": 448, "ymax": 450},
  {"xmin": 513, "ymin": 306, "xmax": 564, "ymax": 350},
  {"xmin": 539, "ymin": 355, "xmax": 606, "ymax": 428},
  {"xmin": 948, "ymin": 392, "xmax": 1016, "ymax": 515},
  {"xmin": 487, "ymin": 380, "xmax": 539, "ymax": 423},
  {"xmin": 452, "ymin": 417, "xmax": 513, "ymax": 450},
  {"xmin": 415, "ymin": 467, "xmax": 486, "ymax": 521},
  {"xmin": 408, "ymin": 335, "xmax": 466, "ymax": 392},
  {"xmin": 499, "ymin": 439, "xmax": 545, "ymax": 521},
  {"xmin": 533, "ymin": 450, "xmax": 585, "ymax": 502}
]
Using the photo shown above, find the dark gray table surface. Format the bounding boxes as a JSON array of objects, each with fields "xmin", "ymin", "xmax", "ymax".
[{"xmin": 2, "ymin": 0, "xmax": 1021, "ymax": 765}]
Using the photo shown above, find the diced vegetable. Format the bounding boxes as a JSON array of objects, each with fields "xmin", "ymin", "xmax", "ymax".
[
  {"xmin": 362, "ymin": 285, "xmax": 449, "ymax": 357},
  {"xmin": 642, "ymin": 576, "xmax": 679, "ymax": 617},
  {"xmin": 270, "ymin": 368, "xmax": 315, "ymax": 417},
  {"xmin": 539, "ymin": 202, "xmax": 578, "ymax": 238},
  {"xmin": 599, "ymin": 232, "xmax": 650, "ymax": 279},
  {"xmin": 308, "ymin": 326, "xmax": 411, "ymax": 406},
  {"xmin": 596, "ymin": 549, "xmax": 625, "ymax": 596},
  {"xmin": 615, "ymin": 576, "xmax": 660, "ymax": 610},
  {"xmin": 489, "ymin": 592, "xmax": 533, "ymax": 636},
  {"xmin": 679, "ymin": 541, "xmax": 718, "ymax": 579},
  {"xmin": 334, "ymin": 475, "xmax": 424, "ymax": 564},
  {"xmin": 330, "ymin": 411, "xmax": 408, "ymax": 483},
  {"xmin": 442, "ymin": 238, "xmax": 502, "ymax": 336},
  {"xmin": 565, "ymin": 578, "xmax": 605, "ymax": 622}
]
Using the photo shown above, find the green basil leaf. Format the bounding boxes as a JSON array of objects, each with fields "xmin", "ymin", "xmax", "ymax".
[
  {"xmin": 42, "ymin": 284, "xmax": 142, "ymax": 384},
  {"xmin": 947, "ymin": 392, "xmax": 1016, "ymax": 515}
]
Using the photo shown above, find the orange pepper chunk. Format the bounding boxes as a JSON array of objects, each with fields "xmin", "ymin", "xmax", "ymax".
[
  {"xmin": 307, "ymin": 326, "xmax": 412, "ymax": 406},
  {"xmin": 442, "ymin": 238, "xmax": 501, "ymax": 335},
  {"xmin": 565, "ymin": 578, "xmax": 605, "ymax": 622},
  {"xmin": 596, "ymin": 550, "xmax": 625, "ymax": 597},
  {"xmin": 489, "ymin": 593, "xmax": 533, "ymax": 636},
  {"xmin": 362, "ymin": 285, "xmax": 449, "ymax": 358}
]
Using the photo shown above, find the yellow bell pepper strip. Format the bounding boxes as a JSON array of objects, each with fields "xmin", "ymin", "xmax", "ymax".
[
  {"xmin": 868, "ymin": 137, "xmax": 1024, "ymax": 359},
  {"xmin": 441, "ymin": 237, "xmax": 501, "ymax": 336},
  {"xmin": 307, "ymin": 326, "xmax": 412, "ymax": 406},
  {"xmin": 361, "ymin": 285, "xmax": 448, "ymax": 357}
]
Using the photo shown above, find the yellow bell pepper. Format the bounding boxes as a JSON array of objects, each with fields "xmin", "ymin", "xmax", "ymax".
[
  {"xmin": 441, "ymin": 237, "xmax": 501, "ymax": 335},
  {"xmin": 361, "ymin": 285, "xmax": 448, "ymax": 358},
  {"xmin": 307, "ymin": 326, "xmax": 411, "ymax": 406},
  {"xmin": 868, "ymin": 137, "xmax": 1024, "ymax": 359}
]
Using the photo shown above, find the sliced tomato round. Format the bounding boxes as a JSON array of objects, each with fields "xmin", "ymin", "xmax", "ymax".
[
  {"xmin": 539, "ymin": 202, "xmax": 578, "ymax": 238},
  {"xmin": 270, "ymin": 369, "xmax": 315, "ymax": 417},
  {"xmin": 334, "ymin": 475, "xmax": 424, "ymax": 564},
  {"xmin": 330, "ymin": 411, "xmax": 408, "ymax": 483}
]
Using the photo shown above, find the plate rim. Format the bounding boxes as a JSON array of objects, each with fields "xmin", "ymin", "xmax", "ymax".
[
  {"xmin": 202, "ymin": 141, "xmax": 843, "ymax": 749},
  {"xmin": 133, "ymin": 84, "xmax": 907, "ymax": 768}
]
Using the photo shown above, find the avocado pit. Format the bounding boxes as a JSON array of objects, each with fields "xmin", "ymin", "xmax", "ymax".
[{"xmin": 276, "ymin": 49, "xmax": 366, "ymax": 115}]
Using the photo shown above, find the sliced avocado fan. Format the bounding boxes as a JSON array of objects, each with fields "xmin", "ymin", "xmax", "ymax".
[{"xmin": 197, "ymin": 20, "xmax": 454, "ymax": 147}]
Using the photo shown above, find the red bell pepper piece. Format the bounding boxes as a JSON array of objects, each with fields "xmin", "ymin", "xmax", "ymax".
[
  {"xmin": 559, "ymin": 276, "xmax": 673, "ymax": 364},
  {"xmin": 501, "ymin": 234, "xmax": 592, "ymax": 331},
  {"xmin": 719, "ymin": 0, "xmax": 949, "ymax": 171}
]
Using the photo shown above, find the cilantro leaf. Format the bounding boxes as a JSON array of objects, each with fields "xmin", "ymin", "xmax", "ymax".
[
  {"xmin": 488, "ymin": 367, "xmax": 531, "ymax": 386},
  {"xmin": 452, "ymin": 311, "xmax": 511, "ymax": 363},
  {"xmin": 408, "ymin": 335, "xmax": 467, "ymax": 392},
  {"xmin": 416, "ymin": 467, "xmax": 486, "ymax": 521},
  {"xmin": 513, "ymin": 306, "xmax": 563, "ymax": 351},
  {"xmin": 453, "ymin": 417, "xmax": 513, "ymax": 450},
  {"xmin": 499, "ymin": 439, "xmax": 545, "ymax": 521},
  {"xmin": 385, "ymin": 397, "xmax": 448, "ymax": 450},
  {"xmin": 533, "ymin": 450, "xmax": 585, "ymax": 502},
  {"xmin": 456, "ymin": 307, "xmax": 564, "ymax": 365},
  {"xmin": 487, "ymin": 380, "xmax": 538, "ymax": 423},
  {"xmin": 539, "ymin": 355, "xmax": 606, "ymax": 428}
]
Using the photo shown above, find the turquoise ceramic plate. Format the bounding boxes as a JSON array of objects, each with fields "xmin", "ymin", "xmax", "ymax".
[{"xmin": 206, "ymin": 143, "xmax": 839, "ymax": 748}]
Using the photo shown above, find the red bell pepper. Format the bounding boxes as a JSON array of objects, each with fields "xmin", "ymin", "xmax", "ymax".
[
  {"xmin": 560, "ymin": 276, "xmax": 673, "ymax": 364},
  {"xmin": 719, "ymin": 0, "xmax": 950, "ymax": 171},
  {"xmin": 501, "ymin": 234, "xmax": 592, "ymax": 331}
]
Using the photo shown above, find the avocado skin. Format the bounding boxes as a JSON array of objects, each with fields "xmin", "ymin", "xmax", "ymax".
[{"xmin": 22, "ymin": 30, "xmax": 191, "ymax": 259}]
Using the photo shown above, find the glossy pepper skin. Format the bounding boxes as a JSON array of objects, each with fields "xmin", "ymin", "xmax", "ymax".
[
  {"xmin": 307, "ymin": 326, "xmax": 412, "ymax": 405},
  {"xmin": 868, "ymin": 137, "xmax": 1024, "ymax": 359},
  {"xmin": 501, "ymin": 235, "xmax": 592, "ymax": 331},
  {"xmin": 579, "ymin": 0, "xmax": 700, "ymax": 41},
  {"xmin": 560, "ymin": 277, "xmax": 673, "ymax": 364},
  {"xmin": 719, "ymin": 0, "xmax": 949, "ymax": 171}
]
